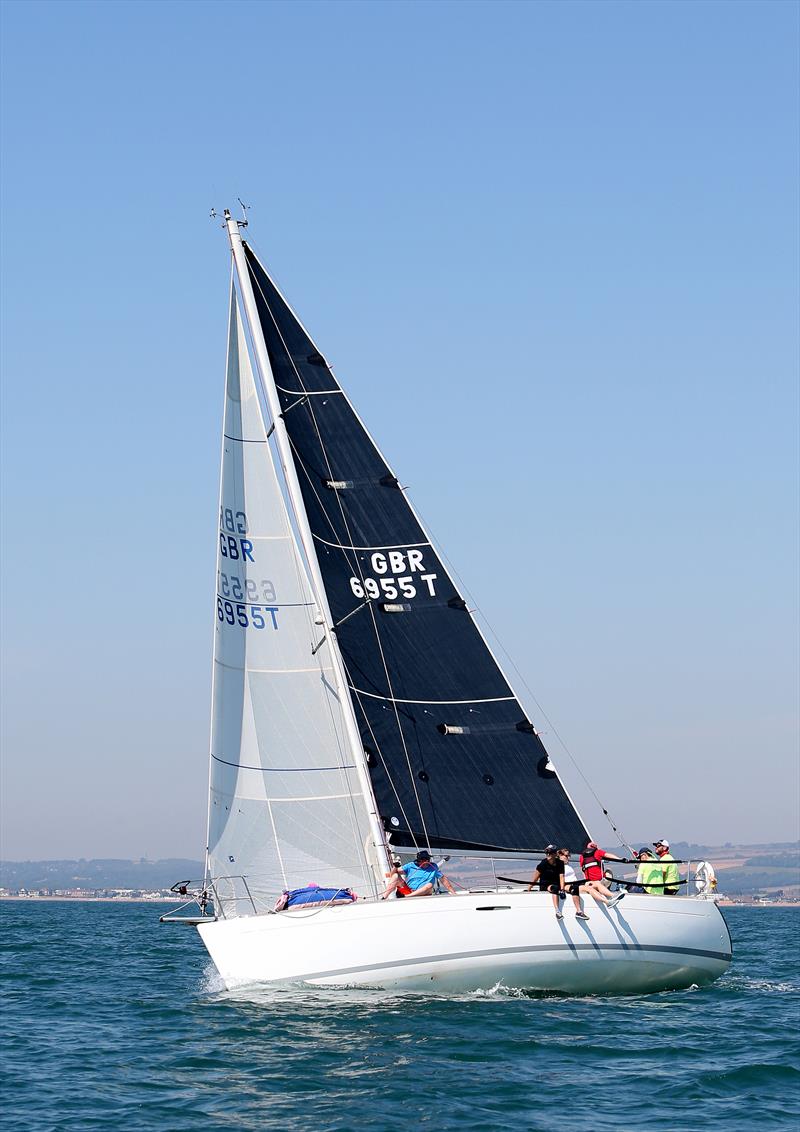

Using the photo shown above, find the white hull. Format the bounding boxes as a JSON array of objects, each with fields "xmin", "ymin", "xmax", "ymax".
[{"xmin": 198, "ymin": 891, "xmax": 732, "ymax": 995}]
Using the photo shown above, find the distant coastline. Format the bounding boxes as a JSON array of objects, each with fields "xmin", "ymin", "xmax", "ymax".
[
  {"xmin": 2, "ymin": 842, "xmax": 797, "ymax": 904},
  {"xmin": 0, "ymin": 894, "xmax": 182, "ymax": 903}
]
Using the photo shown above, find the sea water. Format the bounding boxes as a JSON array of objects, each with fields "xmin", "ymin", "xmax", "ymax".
[{"xmin": 1, "ymin": 902, "xmax": 798, "ymax": 1131}]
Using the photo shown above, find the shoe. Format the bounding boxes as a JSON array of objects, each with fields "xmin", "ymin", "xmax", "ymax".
[
  {"xmin": 575, "ymin": 911, "xmax": 589, "ymax": 919},
  {"xmin": 607, "ymin": 892, "xmax": 626, "ymax": 908},
  {"xmin": 555, "ymin": 912, "xmax": 564, "ymax": 920}
]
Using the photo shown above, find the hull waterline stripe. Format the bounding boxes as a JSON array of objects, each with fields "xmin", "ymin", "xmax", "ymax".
[
  {"xmin": 294, "ymin": 942, "xmax": 733, "ymax": 982},
  {"xmin": 349, "ymin": 686, "xmax": 516, "ymax": 706}
]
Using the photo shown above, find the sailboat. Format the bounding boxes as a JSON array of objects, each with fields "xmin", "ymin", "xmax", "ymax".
[{"xmin": 181, "ymin": 208, "xmax": 732, "ymax": 993}]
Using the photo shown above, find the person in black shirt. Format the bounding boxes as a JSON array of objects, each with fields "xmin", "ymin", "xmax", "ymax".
[{"xmin": 527, "ymin": 844, "xmax": 567, "ymax": 919}]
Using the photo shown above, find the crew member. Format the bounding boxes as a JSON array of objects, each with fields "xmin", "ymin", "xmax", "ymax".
[
  {"xmin": 653, "ymin": 839, "xmax": 680, "ymax": 895},
  {"xmin": 558, "ymin": 848, "xmax": 590, "ymax": 919},
  {"xmin": 580, "ymin": 840, "xmax": 626, "ymax": 908},
  {"xmin": 527, "ymin": 845, "xmax": 567, "ymax": 919},
  {"xmin": 381, "ymin": 850, "xmax": 456, "ymax": 899},
  {"xmin": 634, "ymin": 848, "xmax": 663, "ymax": 894},
  {"xmin": 384, "ymin": 856, "xmax": 412, "ymax": 897}
]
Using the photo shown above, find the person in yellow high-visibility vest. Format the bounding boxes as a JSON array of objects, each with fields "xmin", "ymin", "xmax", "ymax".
[
  {"xmin": 635, "ymin": 848, "xmax": 664, "ymax": 894},
  {"xmin": 653, "ymin": 839, "xmax": 681, "ymax": 895}
]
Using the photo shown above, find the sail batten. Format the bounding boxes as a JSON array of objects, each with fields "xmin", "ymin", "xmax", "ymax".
[{"xmin": 242, "ymin": 243, "xmax": 590, "ymax": 853}]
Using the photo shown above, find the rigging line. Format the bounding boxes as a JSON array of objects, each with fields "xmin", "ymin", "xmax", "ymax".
[
  {"xmin": 241, "ymin": 328, "xmax": 359, "ymax": 584},
  {"xmin": 481, "ymin": 621, "xmax": 633, "ymax": 851},
  {"xmin": 334, "ymin": 536, "xmax": 433, "ymax": 851},
  {"xmin": 404, "ymin": 505, "xmax": 633, "ymax": 852},
  {"xmin": 265, "ymin": 797, "xmax": 289, "ymax": 889},
  {"xmin": 285, "ymin": 430, "xmax": 361, "ymax": 575},
  {"xmin": 300, "ymin": 545, "xmax": 421, "ymax": 849},
  {"xmin": 273, "ymin": 458, "xmax": 373, "ymax": 895},
  {"xmin": 231, "ymin": 362, "xmax": 365, "ymax": 884},
  {"xmin": 253, "ymin": 766, "xmax": 378, "ymax": 845},
  {"xmin": 246, "ymin": 283, "xmax": 382, "ymax": 882},
  {"xmin": 246, "ymin": 265, "xmax": 429, "ymax": 852},
  {"xmin": 318, "ymin": 673, "xmax": 376, "ymax": 895},
  {"xmin": 328, "ymin": 381, "xmax": 597, "ymax": 840},
  {"xmin": 267, "ymin": 795, "xmax": 376, "ymax": 857},
  {"xmin": 252, "ymin": 288, "xmax": 432, "ymax": 854},
  {"xmin": 312, "ymin": 618, "xmax": 377, "ymax": 894},
  {"xmin": 278, "ymin": 543, "xmax": 366, "ymax": 896},
  {"xmin": 345, "ymin": 662, "xmax": 422, "ymax": 853}
]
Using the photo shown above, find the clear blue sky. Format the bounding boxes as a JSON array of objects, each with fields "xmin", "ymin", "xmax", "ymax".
[{"xmin": 1, "ymin": 0, "xmax": 797, "ymax": 859}]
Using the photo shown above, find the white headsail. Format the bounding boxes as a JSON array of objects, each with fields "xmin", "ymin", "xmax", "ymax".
[{"xmin": 206, "ymin": 286, "xmax": 376, "ymax": 914}]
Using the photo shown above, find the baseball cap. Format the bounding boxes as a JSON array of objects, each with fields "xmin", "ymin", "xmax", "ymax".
[
  {"xmin": 415, "ymin": 850, "xmax": 431, "ymax": 862},
  {"xmin": 544, "ymin": 844, "xmax": 558, "ymax": 854},
  {"xmin": 653, "ymin": 839, "xmax": 669, "ymax": 849},
  {"xmin": 638, "ymin": 847, "xmax": 652, "ymax": 856}
]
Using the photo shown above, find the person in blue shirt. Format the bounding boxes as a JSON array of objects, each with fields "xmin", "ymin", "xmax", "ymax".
[{"xmin": 381, "ymin": 850, "xmax": 457, "ymax": 899}]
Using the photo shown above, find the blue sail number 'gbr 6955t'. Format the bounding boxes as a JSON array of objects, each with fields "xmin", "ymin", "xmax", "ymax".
[{"xmin": 165, "ymin": 208, "xmax": 732, "ymax": 994}]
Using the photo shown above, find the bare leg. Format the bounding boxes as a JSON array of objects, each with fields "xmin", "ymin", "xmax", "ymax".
[
  {"xmin": 406, "ymin": 882, "xmax": 434, "ymax": 897},
  {"xmin": 585, "ymin": 881, "xmax": 612, "ymax": 904},
  {"xmin": 381, "ymin": 874, "xmax": 400, "ymax": 899}
]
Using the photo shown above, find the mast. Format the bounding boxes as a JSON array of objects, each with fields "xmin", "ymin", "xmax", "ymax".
[{"xmin": 223, "ymin": 210, "xmax": 391, "ymax": 885}]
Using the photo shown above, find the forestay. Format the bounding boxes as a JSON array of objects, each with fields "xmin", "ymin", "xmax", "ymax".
[
  {"xmin": 206, "ymin": 286, "xmax": 376, "ymax": 914},
  {"xmin": 243, "ymin": 244, "xmax": 590, "ymax": 855}
]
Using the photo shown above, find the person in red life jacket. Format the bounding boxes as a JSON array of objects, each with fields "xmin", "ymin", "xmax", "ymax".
[
  {"xmin": 579, "ymin": 840, "xmax": 627, "ymax": 908},
  {"xmin": 527, "ymin": 845, "xmax": 567, "ymax": 919}
]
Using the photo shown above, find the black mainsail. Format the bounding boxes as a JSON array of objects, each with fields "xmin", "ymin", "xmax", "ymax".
[{"xmin": 243, "ymin": 243, "xmax": 589, "ymax": 854}]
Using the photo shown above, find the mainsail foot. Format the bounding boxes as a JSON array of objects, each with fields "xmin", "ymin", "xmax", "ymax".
[{"xmin": 197, "ymin": 893, "xmax": 731, "ymax": 995}]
